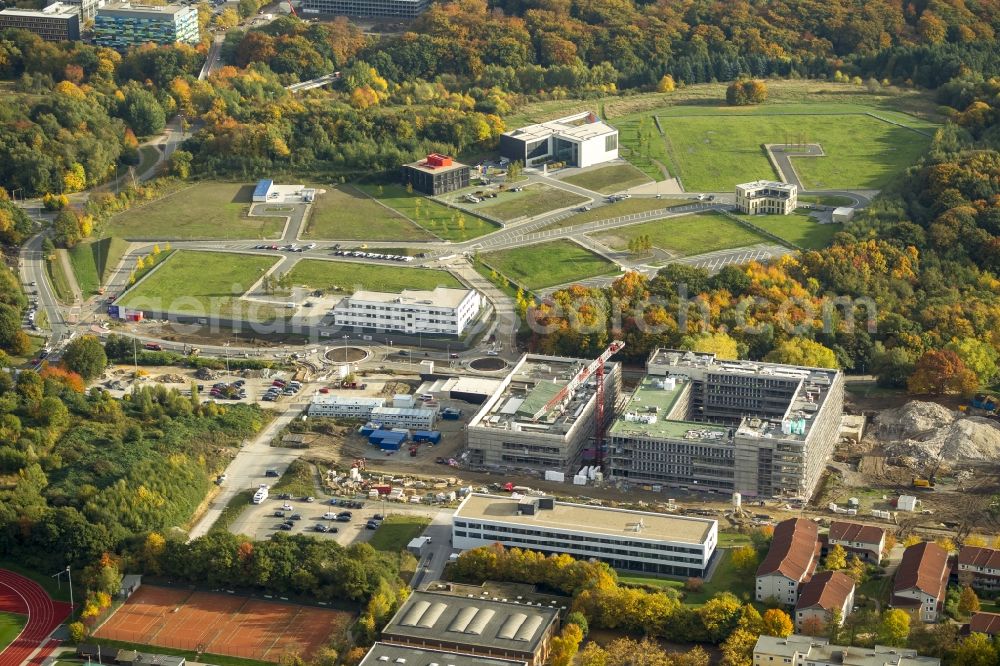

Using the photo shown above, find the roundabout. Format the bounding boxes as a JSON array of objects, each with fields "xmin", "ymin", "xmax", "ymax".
[{"xmin": 325, "ymin": 346, "xmax": 370, "ymax": 364}]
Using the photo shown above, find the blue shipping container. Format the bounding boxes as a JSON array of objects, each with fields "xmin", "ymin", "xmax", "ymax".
[{"xmin": 413, "ymin": 430, "xmax": 441, "ymax": 444}]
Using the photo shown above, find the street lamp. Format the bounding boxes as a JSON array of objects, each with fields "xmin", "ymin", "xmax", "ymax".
[
  {"xmin": 52, "ymin": 566, "xmax": 73, "ymax": 612},
  {"xmin": 224, "ymin": 341, "xmax": 231, "ymax": 374}
]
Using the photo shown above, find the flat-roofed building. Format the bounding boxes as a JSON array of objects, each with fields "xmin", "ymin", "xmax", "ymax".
[
  {"xmin": 453, "ymin": 493, "xmax": 717, "ymax": 578},
  {"xmin": 608, "ymin": 349, "xmax": 843, "ymax": 498},
  {"xmin": 94, "ymin": 2, "xmax": 199, "ymax": 50},
  {"xmin": 795, "ymin": 570, "xmax": 855, "ymax": 631},
  {"xmin": 380, "ymin": 590, "xmax": 560, "ymax": 666},
  {"xmin": 465, "ymin": 353, "xmax": 621, "ymax": 474},
  {"xmin": 736, "ymin": 180, "xmax": 798, "ymax": 215},
  {"xmin": 828, "ymin": 521, "xmax": 886, "ymax": 563},
  {"xmin": 332, "ymin": 287, "xmax": 482, "ymax": 337},
  {"xmin": 753, "ymin": 635, "xmax": 940, "ymax": 666},
  {"xmin": 359, "ymin": 644, "xmax": 527, "ymax": 666},
  {"xmin": 308, "ymin": 395, "xmax": 435, "ymax": 428},
  {"xmin": 401, "ymin": 154, "xmax": 471, "ymax": 195},
  {"xmin": 892, "ymin": 542, "xmax": 950, "ymax": 623},
  {"xmin": 300, "ymin": 0, "xmax": 428, "ymax": 17},
  {"xmin": 756, "ymin": 518, "xmax": 820, "ymax": 605},
  {"xmin": 500, "ymin": 112, "xmax": 618, "ymax": 169},
  {"xmin": 0, "ymin": 3, "xmax": 80, "ymax": 40}
]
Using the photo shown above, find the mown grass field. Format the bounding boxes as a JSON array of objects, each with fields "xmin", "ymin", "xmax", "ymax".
[
  {"xmin": 655, "ymin": 107, "xmax": 934, "ymax": 191},
  {"xmin": 284, "ymin": 259, "xmax": 462, "ymax": 293},
  {"xmin": 476, "ymin": 184, "xmax": 587, "ymax": 221},
  {"xmin": 737, "ymin": 210, "xmax": 840, "ymax": 249},
  {"xmin": 46, "ymin": 254, "xmax": 74, "ymax": 304},
  {"xmin": 0, "ymin": 611, "xmax": 25, "ymax": 652},
  {"xmin": 590, "ymin": 212, "xmax": 769, "ymax": 256},
  {"xmin": 481, "ymin": 240, "xmax": 619, "ymax": 290},
  {"xmin": 67, "ymin": 236, "xmax": 130, "ymax": 296},
  {"xmin": 107, "ymin": 182, "xmax": 285, "ymax": 240},
  {"xmin": 358, "ymin": 183, "xmax": 499, "ymax": 241},
  {"xmin": 618, "ymin": 549, "xmax": 753, "ymax": 607},
  {"xmin": 799, "ymin": 194, "xmax": 857, "ymax": 207},
  {"xmin": 560, "ymin": 163, "xmax": 652, "ymax": 193},
  {"xmin": 368, "ymin": 515, "xmax": 432, "ymax": 552},
  {"xmin": 302, "ymin": 185, "xmax": 433, "ymax": 240},
  {"xmin": 118, "ymin": 251, "xmax": 279, "ymax": 320}
]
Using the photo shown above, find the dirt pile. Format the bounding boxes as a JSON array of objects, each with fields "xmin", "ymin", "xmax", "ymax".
[
  {"xmin": 875, "ymin": 401, "xmax": 1000, "ymax": 464},
  {"xmin": 155, "ymin": 373, "xmax": 187, "ymax": 383}
]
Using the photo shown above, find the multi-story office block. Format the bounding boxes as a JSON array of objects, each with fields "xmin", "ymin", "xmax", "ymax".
[
  {"xmin": 401, "ymin": 154, "xmax": 470, "ymax": 196},
  {"xmin": 62, "ymin": 0, "xmax": 97, "ymax": 21},
  {"xmin": 736, "ymin": 180, "xmax": 798, "ymax": 215},
  {"xmin": 0, "ymin": 3, "xmax": 80, "ymax": 41},
  {"xmin": 500, "ymin": 112, "xmax": 618, "ymax": 169},
  {"xmin": 93, "ymin": 3, "xmax": 199, "ymax": 50},
  {"xmin": 301, "ymin": 0, "xmax": 428, "ymax": 18},
  {"xmin": 332, "ymin": 287, "xmax": 482, "ymax": 337},
  {"xmin": 466, "ymin": 353, "xmax": 621, "ymax": 474},
  {"xmin": 608, "ymin": 349, "xmax": 843, "ymax": 498}
]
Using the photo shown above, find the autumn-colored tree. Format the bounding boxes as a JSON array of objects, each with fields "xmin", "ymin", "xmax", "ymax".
[
  {"xmin": 907, "ymin": 350, "xmax": 978, "ymax": 396},
  {"xmin": 142, "ymin": 532, "xmax": 166, "ymax": 574},
  {"xmin": 548, "ymin": 623, "xmax": 583, "ymax": 666},
  {"xmin": 936, "ymin": 537, "xmax": 956, "ymax": 553},
  {"xmin": 878, "ymin": 609, "xmax": 911, "ymax": 647},
  {"xmin": 950, "ymin": 632, "xmax": 998, "ymax": 666},
  {"xmin": 721, "ymin": 628, "xmax": 758, "ymax": 666},
  {"xmin": 730, "ymin": 545, "xmax": 760, "ymax": 575},
  {"xmin": 766, "ymin": 338, "xmax": 838, "ymax": 368},
  {"xmin": 657, "ymin": 74, "xmax": 676, "ymax": 92},
  {"xmin": 39, "ymin": 365, "xmax": 85, "ymax": 393},
  {"xmin": 68, "ymin": 621, "xmax": 86, "ymax": 642},
  {"xmin": 761, "ymin": 608, "xmax": 794, "ymax": 637},
  {"xmin": 904, "ymin": 535, "xmax": 923, "ymax": 547},
  {"xmin": 825, "ymin": 544, "xmax": 848, "ymax": 570},
  {"xmin": 958, "ymin": 585, "xmax": 980, "ymax": 616},
  {"xmin": 800, "ymin": 615, "xmax": 825, "ymax": 636}
]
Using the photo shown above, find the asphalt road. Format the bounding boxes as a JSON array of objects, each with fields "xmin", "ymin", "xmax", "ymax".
[{"xmin": 20, "ymin": 232, "xmax": 69, "ymax": 349}]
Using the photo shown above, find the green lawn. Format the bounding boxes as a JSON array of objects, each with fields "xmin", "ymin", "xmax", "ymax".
[
  {"xmin": 0, "ymin": 611, "xmax": 26, "ymax": 652},
  {"xmin": 560, "ymin": 163, "xmax": 653, "ymax": 194},
  {"xmin": 91, "ymin": 637, "xmax": 272, "ymax": 666},
  {"xmin": 118, "ymin": 250, "xmax": 279, "ymax": 320},
  {"xmin": 67, "ymin": 236, "xmax": 130, "ymax": 296},
  {"xmin": 737, "ymin": 210, "xmax": 840, "ymax": 249},
  {"xmin": 590, "ymin": 212, "xmax": 768, "ymax": 257},
  {"xmin": 271, "ymin": 460, "xmax": 318, "ymax": 499},
  {"xmin": 717, "ymin": 532, "xmax": 753, "ymax": 547},
  {"xmin": 210, "ymin": 489, "xmax": 254, "ymax": 535},
  {"xmin": 538, "ymin": 198, "xmax": 689, "ymax": 232},
  {"xmin": 615, "ymin": 116, "xmax": 672, "ymax": 181},
  {"xmin": 618, "ymin": 549, "xmax": 754, "ymax": 606},
  {"xmin": 656, "ymin": 108, "xmax": 934, "ymax": 191},
  {"xmin": 283, "ymin": 259, "xmax": 462, "ymax": 293},
  {"xmin": 368, "ymin": 515, "xmax": 432, "ymax": 552},
  {"xmin": 475, "ymin": 184, "xmax": 587, "ymax": 221},
  {"xmin": 107, "ymin": 182, "xmax": 285, "ymax": 240},
  {"xmin": 799, "ymin": 194, "xmax": 857, "ymax": 207},
  {"xmin": 46, "ymin": 255, "xmax": 73, "ymax": 304},
  {"xmin": 481, "ymin": 240, "xmax": 619, "ymax": 290},
  {"xmin": 358, "ymin": 183, "xmax": 499, "ymax": 241},
  {"xmin": 137, "ymin": 145, "xmax": 160, "ymax": 175},
  {"xmin": 302, "ymin": 185, "xmax": 433, "ymax": 241}
]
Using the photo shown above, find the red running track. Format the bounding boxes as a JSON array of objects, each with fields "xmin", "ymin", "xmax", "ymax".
[{"xmin": 0, "ymin": 570, "xmax": 71, "ymax": 666}]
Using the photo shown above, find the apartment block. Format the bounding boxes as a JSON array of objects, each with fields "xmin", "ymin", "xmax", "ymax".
[
  {"xmin": 827, "ymin": 521, "xmax": 886, "ymax": 563},
  {"xmin": 0, "ymin": 3, "xmax": 80, "ymax": 41},
  {"xmin": 892, "ymin": 542, "xmax": 950, "ymax": 623},
  {"xmin": 756, "ymin": 518, "xmax": 820, "ymax": 605},
  {"xmin": 795, "ymin": 571, "xmax": 855, "ymax": 631},
  {"xmin": 736, "ymin": 180, "xmax": 798, "ymax": 215},
  {"xmin": 607, "ymin": 349, "xmax": 843, "ymax": 498},
  {"xmin": 465, "ymin": 353, "xmax": 621, "ymax": 474},
  {"xmin": 93, "ymin": 3, "xmax": 199, "ymax": 50},
  {"xmin": 754, "ymin": 635, "xmax": 940, "ymax": 666},
  {"xmin": 332, "ymin": 287, "xmax": 482, "ymax": 337},
  {"xmin": 957, "ymin": 546, "xmax": 1000, "ymax": 593}
]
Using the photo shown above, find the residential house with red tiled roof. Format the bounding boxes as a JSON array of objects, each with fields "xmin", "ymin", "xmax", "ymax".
[
  {"xmin": 892, "ymin": 542, "xmax": 950, "ymax": 622},
  {"xmin": 828, "ymin": 521, "xmax": 886, "ymax": 563},
  {"xmin": 756, "ymin": 518, "xmax": 820, "ymax": 605},
  {"xmin": 957, "ymin": 546, "xmax": 1000, "ymax": 593},
  {"xmin": 795, "ymin": 570, "xmax": 856, "ymax": 632},
  {"xmin": 969, "ymin": 612, "xmax": 1000, "ymax": 636}
]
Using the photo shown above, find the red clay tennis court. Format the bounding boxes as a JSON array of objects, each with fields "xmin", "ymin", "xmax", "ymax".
[{"xmin": 93, "ymin": 585, "xmax": 352, "ymax": 662}]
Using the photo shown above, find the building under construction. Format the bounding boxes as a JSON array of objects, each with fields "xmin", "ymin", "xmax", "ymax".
[
  {"xmin": 607, "ymin": 349, "xmax": 843, "ymax": 499},
  {"xmin": 465, "ymin": 353, "xmax": 621, "ymax": 474}
]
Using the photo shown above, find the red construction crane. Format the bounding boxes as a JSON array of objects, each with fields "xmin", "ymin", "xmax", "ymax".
[{"xmin": 530, "ymin": 340, "xmax": 625, "ymax": 458}]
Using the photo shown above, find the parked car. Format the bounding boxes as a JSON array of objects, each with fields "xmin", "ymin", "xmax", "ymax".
[
  {"xmin": 336, "ymin": 515, "xmax": 351, "ymax": 522},
  {"xmin": 281, "ymin": 503, "xmax": 293, "ymax": 511},
  {"xmin": 265, "ymin": 469, "xmax": 279, "ymax": 477},
  {"xmin": 365, "ymin": 521, "xmax": 379, "ymax": 530},
  {"xmin": 278, "ymin": 523, "xmax": 292, "ymax": 530},
  {"xmin": 289, "ymin": 514, "xmax": 302, "ymax": 521},
  {"xmin": 273, "ymin": 510, "xmax": 285, "ymax": 517},
  {"xmin": 314, "ymin": 524, "xmax": 328, "ymax": 533}
]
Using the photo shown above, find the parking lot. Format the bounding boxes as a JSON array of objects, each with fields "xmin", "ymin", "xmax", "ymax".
[{"xmin": 228, "ymin": 492, "xmax": 447, "ymax": 546}]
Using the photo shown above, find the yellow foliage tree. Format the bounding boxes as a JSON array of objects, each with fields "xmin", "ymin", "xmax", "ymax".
[
  {"xmin": 825, "ymin": 544, "xmax": 848, "ymax": 570},
  {"xmin": 904, "ymin": 535, "xmax": 923, "ymax": 547},
  {"xmin": 63, "ymin": 163, "xmax": 87, "ymax": 193},
  {"xmin": 54, "ymin": 80, "xmax": 86, "ymax": 99},
  {"xmin": 657, "ymin": 74, "xmax": 676, "ymax": 92},
  {"xmin": 761, "ymin": 608, "xmax": 794, "ymax": 637},
  {"xmin": 936, "ymin": 536, "xmax": 956, "ymax": 553}
]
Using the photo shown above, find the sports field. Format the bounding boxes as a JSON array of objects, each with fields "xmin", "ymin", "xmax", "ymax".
[
  {"xmin": 107, "ymin": 182, "xmax": 286, "ymax": 240},
  {"xmin": 302, "ymin": 185, "xmax": 433, "ymax": 241},
  {"xmin": 358, "ymin": 183, "xmax": 499, "ymax": 241},
  {"xmin": 0, "ymin": 611, "xmax": 25, "ymax": 653},
  {"xmin": 474, "ymin": 184, "xmax": 587, "ymax": 221},
  {"xmin": 590, "ymin": 212, "xmax": 768, "ymax": 256},
  {"xmin": 93, "ymin": 585, "xmax": 351, "ymax": 663},
  {"xmin": 481, "ymin": 240, "xmax": 619, "ymax": 290},
  {"xmin": 655, "ymin": 106, "xmax": 935, "ymax": 191},
  {"xmin": 559, "ymin": 163, "xmax": 652, "ymax": 194},
  {"xmin": 118, "ymin": 251, "xmax": 279, "ymax": 320},
  {"xmin": 284, "ymin": 259, "xmax": 462, "ymax": 293}
]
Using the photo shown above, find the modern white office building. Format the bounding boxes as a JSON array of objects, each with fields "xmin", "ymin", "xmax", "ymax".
[
  {"xmin": 736, "ymin": 180, "xmax": 798, "ymax": 215},
  {"xmin": 607, "ymin": 349, "xmax": 843, "ymax": 498},
  {"xmin": 500, "ymin": 112, "xmax": 618, "ymax": 169},
  {"xmin": 453, "ymin": 493, "xmax": 718, "ymax": 577},
  {"xmin": 754, "ymin": 635, "xmax": 940, "ymax": 666},
  {"xmin": 332, "ymin": 287, "xmax": 482, "ymax": 337},
  {"xmin": 308, "ymin": 395, "xmax": 436, "ymax": 428},
  {"xmin": 465, "ymin": 353, "xmax": 621, "ymax": 474}
]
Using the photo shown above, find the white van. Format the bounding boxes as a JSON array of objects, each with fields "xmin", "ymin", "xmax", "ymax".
[{"xmin": 323, "ymin": 512, "xmax": 337, "ymax": 520}]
